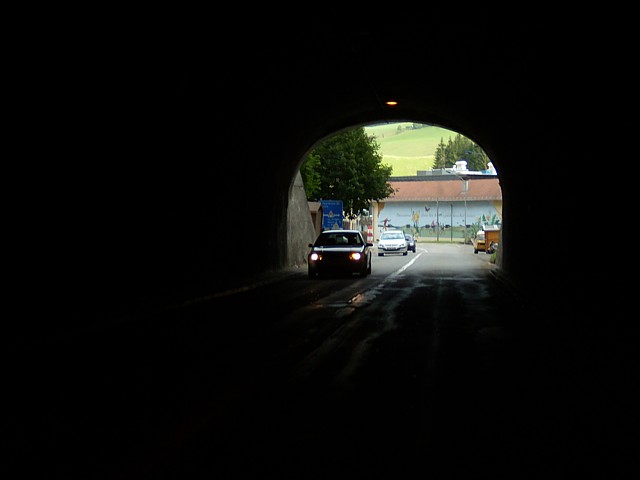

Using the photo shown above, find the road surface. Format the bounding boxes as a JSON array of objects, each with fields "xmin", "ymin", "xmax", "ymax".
[{"xmin": 10, "ymin": 243, "xmax": 631, "ymax": 479}]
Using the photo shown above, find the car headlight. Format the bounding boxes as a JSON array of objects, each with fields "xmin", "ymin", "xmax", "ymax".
[
  {"xmin": 310, "ymin": 252, "xmax": 320, "ymax": 261},
  {"xmin": 351, "ymin": 252, "xmax": 361, "ymax": 261}
]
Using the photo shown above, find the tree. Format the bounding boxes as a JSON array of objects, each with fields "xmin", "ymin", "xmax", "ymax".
[
  {"xmin": 432, "ymin": 133, "xmax": 489, "ymax": 171},
  {"xmin": 433, "ymin": 137, "xmax": 447, "ymax": 168},
  {"xmin": 299, "ymin": 152, "xmax": 321, "ymax": 198},
  {"xmin": 464, "ymin": 141, "xmax": 490, "ymax": 171},
  {"xmin": 300, "ymin": 127, "xmax": 395, "ymax": 220}
]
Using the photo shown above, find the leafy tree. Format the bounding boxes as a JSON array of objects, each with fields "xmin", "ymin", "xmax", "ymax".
[
  {"xmin": 299, "ymin": 152, "xmax": 321, "ymax": 198},
  {"xmin": 301, "ymin": 127, "xmax": 395, "ymax": 220}
]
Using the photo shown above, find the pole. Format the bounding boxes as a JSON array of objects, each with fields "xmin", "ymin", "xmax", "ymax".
[
  {"xmin": 464, "ymin": 196, "xmax": 467, "ymax": 244},
  {"xmin": 436, "ymin": 199, "xmax": 439, "ymax": 241},
  {"xmin": 450, "ymin": 203, "xmax": 453, "ymax": 241},
  {"xmin": 460, "ymin": 178, "xmax": 468, "ymax": 244}
]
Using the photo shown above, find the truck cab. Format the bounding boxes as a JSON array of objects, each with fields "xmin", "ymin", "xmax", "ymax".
[{"xmin": 473, "ymin": 230, "xmax": 486, "ymax": 254}]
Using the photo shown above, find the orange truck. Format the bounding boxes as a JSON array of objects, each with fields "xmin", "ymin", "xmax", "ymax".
[
  {"xmin": 483, "ymin": 225, "xmax": 500, "ymax": 254},
  {"xmin": 474, "ymin": 225, "xmax": 500, "ymax": 254}
]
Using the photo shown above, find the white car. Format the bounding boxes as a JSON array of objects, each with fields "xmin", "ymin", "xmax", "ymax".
[{"xmin": 377, "ymin": 230, "xmax": 408, "ymax": 256}]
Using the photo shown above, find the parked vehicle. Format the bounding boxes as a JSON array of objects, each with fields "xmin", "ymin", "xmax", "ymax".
[
  {"xmin": 404, "ymin": 233, "xmax": 416, "ymax": 253},
  {"xmin": 473, "ymin": 230, "xmax": 486, "ymax": 254},
  {"xmin": 308, "ymin": 229, "xmax": 373, "ymax": 279},
  {"xmin": 483, "ymin": 226, "xmax": 500, "ymax": 254},
  {"xmin": 473, "ymin": 226, "xmax": 500, "ymax": 254},
  {"xmin": 377, "ymin": 230, "xmax": 408, "ymax": 256}
]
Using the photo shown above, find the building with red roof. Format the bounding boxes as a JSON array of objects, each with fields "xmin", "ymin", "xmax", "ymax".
[{"xmin": 371, "ymin": 172, "xmax": 502, "ymax": 241}]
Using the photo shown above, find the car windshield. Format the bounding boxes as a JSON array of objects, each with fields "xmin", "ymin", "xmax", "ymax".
[
  {"xmin": 381, "ymin": 232, "xmax": 404, "ymax": 240},
  {"xmin": 315, "ymin": 232, "xmax": 363, "ymax": 246}
]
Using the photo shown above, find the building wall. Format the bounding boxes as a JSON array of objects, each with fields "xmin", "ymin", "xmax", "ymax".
[
  {"xmin": 373, "ymin": 199, "xmax": 502, "ymax": 241},
  {"xmin": 378, "ymin": 200, "xmax": 501, "ymax": 230}
]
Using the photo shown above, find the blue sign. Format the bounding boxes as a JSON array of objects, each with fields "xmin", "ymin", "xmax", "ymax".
[{"xmin": 320, "ymin": 199, "xmax": 343, "ymax": 230}]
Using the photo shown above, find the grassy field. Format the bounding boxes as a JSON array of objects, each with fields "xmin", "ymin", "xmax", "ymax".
[{"xmin": 364, "ymin": 122, "xmax": 462, "ymax": 177}]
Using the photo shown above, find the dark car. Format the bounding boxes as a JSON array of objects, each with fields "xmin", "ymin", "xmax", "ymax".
[
  {"xmin": 308, "ymin": 229, "xmax": 373, "ymax": 279},
  {"xmin": 404, "ymin": 233, "xmax": 416, "ymax": 253}
]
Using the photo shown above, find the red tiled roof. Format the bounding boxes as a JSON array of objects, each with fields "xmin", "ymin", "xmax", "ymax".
[{"xmin": 383, "ymin": 177, "xmax": 502, "ymax": 202}]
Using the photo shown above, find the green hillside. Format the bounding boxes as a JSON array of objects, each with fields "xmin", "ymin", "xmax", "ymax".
[{"xmin": 365, "ymin": 123, "xmax": 462, "ymax": 177}]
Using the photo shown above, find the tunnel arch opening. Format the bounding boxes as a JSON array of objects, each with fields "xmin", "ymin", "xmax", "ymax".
[{"xmin": 287, "ymin": 118, "xmax": 504, "ymax": 272}]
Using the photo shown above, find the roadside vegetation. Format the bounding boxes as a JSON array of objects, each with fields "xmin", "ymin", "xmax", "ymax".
[{"xmin": 300, "ymin": 127, "xmax": 394, "ymax": 220}]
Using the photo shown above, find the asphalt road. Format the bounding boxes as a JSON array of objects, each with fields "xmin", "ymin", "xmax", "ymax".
[{"xmin": 10, "ymin": 243, "xmax": 633, "ymax": 479}]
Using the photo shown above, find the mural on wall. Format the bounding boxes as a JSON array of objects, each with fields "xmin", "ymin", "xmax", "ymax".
[
  {"xmin": 412, "ymin": 208, "xmax": 422, "ymax": 237},
  {"xmin": 377, "ymin": 201, "xmax": 501, "ymax": 236}
]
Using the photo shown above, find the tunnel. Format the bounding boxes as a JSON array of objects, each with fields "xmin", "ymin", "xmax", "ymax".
[
  {"xmin": 11, "ymin": 15, "xmax": 634, "ymax": 478},
  {"xmin": 17, "ymin": 20, "xmax": 613, "ymax": 336}
]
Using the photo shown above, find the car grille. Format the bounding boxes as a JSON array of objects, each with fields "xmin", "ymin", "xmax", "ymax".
[{"xmin": 322, "ymin": 252, "xmax": 351, "ymax": 265}]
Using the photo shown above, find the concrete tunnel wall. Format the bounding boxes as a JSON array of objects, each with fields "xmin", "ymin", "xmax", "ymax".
[{"xmin": 287, "ymin": 171, "xmax": 318, "ymax": 268}]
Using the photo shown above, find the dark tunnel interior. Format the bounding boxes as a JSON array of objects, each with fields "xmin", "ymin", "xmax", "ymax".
[
  {"xmin": 18, "ymin": 20, "xmax": 616, "ymax": 333},
  {"xmin": 9, "ymin": 14, "xmax": 636, "ymax": 478}
]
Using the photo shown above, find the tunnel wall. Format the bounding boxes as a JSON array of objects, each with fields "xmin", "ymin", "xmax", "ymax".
[{"xmin": 287, "ymin": 171, "xmax": 317, "ymax": 268}]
